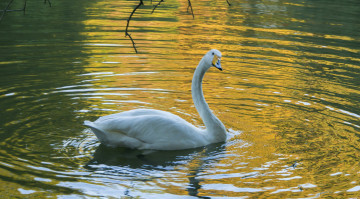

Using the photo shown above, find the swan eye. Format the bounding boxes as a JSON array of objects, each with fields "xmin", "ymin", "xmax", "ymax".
[
  {"xmin": 212, "ymin": 55, "xmax": 219, "ymax": 65},
  {"xmin": 212, "ymin": 54, "xmax": 222, "ymax": 71}
]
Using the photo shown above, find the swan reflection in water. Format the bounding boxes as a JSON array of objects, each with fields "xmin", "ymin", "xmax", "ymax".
[{"xmin": 84, "ymin": 142, "xmax": 226, "ymax": 198}]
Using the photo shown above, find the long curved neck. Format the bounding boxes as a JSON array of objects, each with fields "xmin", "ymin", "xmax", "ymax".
[{"xmin": 192, "ymin": 58, "xmax": 226, "ymax": 141}]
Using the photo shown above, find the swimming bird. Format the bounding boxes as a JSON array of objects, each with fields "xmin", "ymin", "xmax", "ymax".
[{"xmin": 84, "ymin": 49, "xmax": 227, "ymax": 150}]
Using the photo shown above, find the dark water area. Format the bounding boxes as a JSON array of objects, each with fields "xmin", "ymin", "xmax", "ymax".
[{"xmin": 0, "ymin": 0, "xmax": 359, "ymax": 198}]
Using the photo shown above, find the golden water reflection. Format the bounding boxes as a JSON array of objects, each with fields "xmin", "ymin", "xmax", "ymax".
[
  {"xmin": 74, "ymin": 0, "xmax": 360, "ymax": 197},
  {"xmin": 0, "ymin": 0, "xmax": 359, "ymax": 197}
]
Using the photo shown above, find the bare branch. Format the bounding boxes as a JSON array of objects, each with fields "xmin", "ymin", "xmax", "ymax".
[
  {"xmin": 123, "ymin": 0, "xmax": 231, "ymax": 53},
  {"xmin": 0, "ymin": 0, "xmax": 27, "ymax": 19},
  {"xmin": 127, "ymin": 34, "xmax": 138, "ymax": 53},
  {"xmin": 187, "ymin": 0, "xmax": 194, "ymax": 19},
  {"xmin": 151, "ymin": 0, "xmax": 164, "ymax": 14},
  {"xmin": 23, "ymin": 0, "xmax": 27, "ymax": 13},
  {"xmin": 226, "ymin": 0, "xmax": 231, "ymax": 6},
  {"xmin": 125, "ymin": 0, "xmax": 144, "ymax": 53},
  {"xmin": 0, "ymin": 0, "xmax": 15, "ymax": 22}
]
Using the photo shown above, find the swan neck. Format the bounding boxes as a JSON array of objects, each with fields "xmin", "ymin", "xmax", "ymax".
[{"xmin": 192, "ymin": 58, "xmax": 226, "ymax": 140}]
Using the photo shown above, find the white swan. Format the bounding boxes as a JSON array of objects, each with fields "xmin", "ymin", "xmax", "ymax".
[{"xmin": 84, "ymin": 49, "xmax": 227, "ymax": 150}]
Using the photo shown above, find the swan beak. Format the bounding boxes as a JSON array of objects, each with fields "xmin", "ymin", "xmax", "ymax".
[{"xmin": 212, "ymin": 56, "xmax": 222, "ymax": 71}]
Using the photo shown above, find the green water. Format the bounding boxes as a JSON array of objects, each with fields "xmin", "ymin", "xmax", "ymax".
[{"xmin": 0, "ymin": 0, "xmax": 360, "ymax": 198}]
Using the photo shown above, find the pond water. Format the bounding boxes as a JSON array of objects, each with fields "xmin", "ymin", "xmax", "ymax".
[{"xmin": 1, "ymin": 0, "xmax": 360, "ymax": 198}]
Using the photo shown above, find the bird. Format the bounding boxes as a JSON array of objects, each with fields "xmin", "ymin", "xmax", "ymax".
[{"xmin": 84, "ymin": 49, "xmax": 227, "ymax": 150}]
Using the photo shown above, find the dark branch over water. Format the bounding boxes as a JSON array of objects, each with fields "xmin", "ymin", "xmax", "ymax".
[
  {"xmin": 0, "ymin": 0, "xmax": 27, "ymax": 22},
  {"xmin": 125, "ymin": 0, "xmax": 230, "ymax": 53}
]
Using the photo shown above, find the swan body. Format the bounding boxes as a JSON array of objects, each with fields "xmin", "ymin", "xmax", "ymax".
[{"xmin": 84, "ymin": 49, "xmax": 227, "ymax": 150}]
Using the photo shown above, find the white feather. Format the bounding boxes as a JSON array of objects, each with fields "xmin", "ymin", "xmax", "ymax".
[{"xmin": 84, "ymin": 49, "xmax": 227, "ymax": 150}]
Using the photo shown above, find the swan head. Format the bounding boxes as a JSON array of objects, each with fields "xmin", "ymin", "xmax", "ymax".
[{"xmin": 204, "ymin": 49, "xmax": 222, "ymax": 71}]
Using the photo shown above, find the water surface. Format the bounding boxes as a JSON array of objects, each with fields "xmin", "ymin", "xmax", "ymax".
[{"xmin": 0, "ymin": 0, "xmax": 360, "ymax": 198}]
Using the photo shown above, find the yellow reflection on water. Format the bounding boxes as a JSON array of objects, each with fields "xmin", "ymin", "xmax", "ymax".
[{"xmin": 75, "ymin": 0, "xmax": 360, "ymax": 197}]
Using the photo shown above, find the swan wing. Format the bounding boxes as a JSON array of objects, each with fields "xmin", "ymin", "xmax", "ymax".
[{"xmin": 85, "ymin": 109, "xmax": 208, "ymax": 150}]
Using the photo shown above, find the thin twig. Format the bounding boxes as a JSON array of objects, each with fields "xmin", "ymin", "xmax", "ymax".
[
  {"xmin": 0, "ymin": 8, "xmax": 23, "ymax": 12},
  {"xmin": 23, "ymin": 0, "xmax": 27, "ymax": 14},
  {"xmin": 0, "ymin": 0, "xmax": 15, "ymax": 22},
  {"xmin": 187, "ymin": 0, "xmax": 194, "ymax": 19},
  {"xmin": 151, "ymin": 0, "xmax": 164, "ymax": 14},
  {"xmin": 127, "ymin": 34, "xmax": 138, "ymax": 53},
  {"xmin": 123, "ymin": 0, "xmax": 230, "ymax": 53},
  {"xmin": 0, "ymin": 0, "xmax": 27, "ymax": 15},
  {"xmin": 125, "ymin": 0, "xmax": 144, "ymax": 53}
]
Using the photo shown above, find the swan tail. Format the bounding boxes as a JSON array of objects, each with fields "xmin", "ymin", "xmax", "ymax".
[
  {"xmin": 83, "ymin": 120, "xmax": 93, "ymax": 127},
  {"xmin": 83, "ymin": 120, "xmax": 146, "ymax": 149},
  {"xmin": 83, "ymin": 120, "xmax": 108, "ymax": 143}
]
